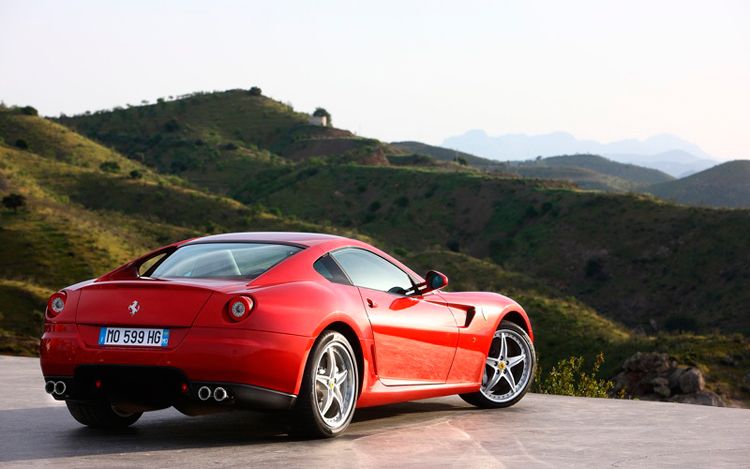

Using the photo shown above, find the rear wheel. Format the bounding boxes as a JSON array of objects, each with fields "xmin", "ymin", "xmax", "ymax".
[
  {"xmin": 460, "ymin": 321, "xmax": 536, "ymax": 408},
  {"xmin": 65, "ymin": 401, "xmax": 142, "ymax": 428},
  {"xmin": 291, "ymin": 331, "xmax": 359, "ymax": 438}
]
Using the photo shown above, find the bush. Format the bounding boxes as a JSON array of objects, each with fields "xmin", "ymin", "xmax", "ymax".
[
  {"xmin": 664, "ymin": 314, "xmax": 699, "ymax": 333},
  {"xmin": 369, "ymin": 201, "xmax": 381, "ymax": 212},
  {"xmin": 20, "ymin": 106, "xmax": 38, "ymax": 116},
  {"xmin": 457, "ymin": 157, "xmax": 468, "ymax": 166},
  {"xmin": 533, "ymin": 353, "xmax": 614, "ymax": 398},
  {"xmin": 163, "ymin": 119, "xmax": 180, "ymax": 132},
  {"xmin": 394, "ymin": 196, "xmax": 410, "ymax": 208},
  {"xmin": 128, "ymin": 169, "xmax": 143, "ymax": 180},
  {"xmin": 2, "ymin": 193, "xmax": 26, "ymax": 212},
  {"xmin": 99, "ymin": 161, "xmax": 121, "ymax": 173},
  {"xmin": 248, "ymin": 86, "xmax": 262, "ymax": 96},
  {"xmin": 446, "ymin": 239, "xmax": 460, "ymax": 252},
  {"xmin": 14, "ymin": 139, "xmax": 28, "ymax": 150}
]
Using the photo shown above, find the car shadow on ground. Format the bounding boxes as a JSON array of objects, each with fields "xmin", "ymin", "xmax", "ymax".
[{"xmin": 0, "ymin": 400, "xmax": 473, "ymax": 462}]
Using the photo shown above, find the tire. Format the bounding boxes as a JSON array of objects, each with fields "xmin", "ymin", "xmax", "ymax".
[
  {"xmin": 290, "ymin": 330, "xmax": 359, "ymax": 438},
  {"xmin": 65, "ymin": 401, "xmax": 142, "ymax": 429},
  {"xmin": 460, "ymin": 321, "xmax": 536, "ymax": 408}
]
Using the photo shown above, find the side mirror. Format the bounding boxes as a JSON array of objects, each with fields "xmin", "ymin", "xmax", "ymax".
[{"xmin": 423, "ymin": 270, "xmax": 448, "ymax": 293}]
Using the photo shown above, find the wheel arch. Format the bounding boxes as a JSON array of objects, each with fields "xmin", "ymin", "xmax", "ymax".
[
  {"xmin": 323, "ymin": 321, "xmax": 365, "ymax": 398},
  {"xmin": 496, "ymin": 309, "xmax": 534, "ymax": 342}
]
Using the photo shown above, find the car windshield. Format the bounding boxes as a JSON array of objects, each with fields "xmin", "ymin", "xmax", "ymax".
[{"xmin": 150, "ymin": 243, "xmax": 302, "ymax": 279}]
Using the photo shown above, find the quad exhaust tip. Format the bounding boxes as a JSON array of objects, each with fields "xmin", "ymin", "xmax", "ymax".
[
  {"xmin": 45, "ymin": 380, "xmax": 67, "ymax": 396},
  {"xmin": 197, "ymin": 386, "xmax": 212, "ymax": 401},
  {"xmin": 213, "ymin": 387, "xmax": 228, "ymax": 402},
  {"xmin": 197, "ymin": 385, "xmax": 229, "ymax": 402}
]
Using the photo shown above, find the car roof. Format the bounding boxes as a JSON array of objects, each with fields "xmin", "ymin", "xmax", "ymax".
[{"xmin": 184, "ymin": 232, "xmax": 346, "ymax": 247}]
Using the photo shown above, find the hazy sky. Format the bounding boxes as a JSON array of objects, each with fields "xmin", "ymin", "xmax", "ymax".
[{"xmin": 1, "ymin": 0, "xmax": 748, "ymax": 159}]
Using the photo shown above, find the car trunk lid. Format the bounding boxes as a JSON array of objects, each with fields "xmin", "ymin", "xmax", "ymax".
[{"xmin": 76, "ymin": 279, "xmax": 245, "ymax": 327}]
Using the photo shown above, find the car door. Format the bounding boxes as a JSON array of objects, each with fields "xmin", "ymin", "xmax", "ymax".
[{"xmin": 330, "ymin": 248, "xmax": 458, "ymax": 384}]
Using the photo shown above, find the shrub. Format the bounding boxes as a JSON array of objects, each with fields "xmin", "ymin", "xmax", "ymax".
[
  {"xmin": 248, "ymin": 86, "xmax": 262, "ymax": 96},
  {"xmin": 14, "ymin": 139, "xmax": 28, "ymax": 150},
  {"xmin": 369, "ymin": 201, "xmax": 381, "ymax": 212},
  {"xmin": 20, "ymin": 106, "xmax": 38, "ymax": 116},
  {"xmin": 220, "ymin": 142, "xmax": 238, "ymax": 151},
  {"xmin": 99, "ymin": 161, "xmax": 121, "ymax": 173},
  {"xmin": 664, "ymin": 314, "xmax": 699, "ymax": 333},
  {"xmin": 128, "ymin": 169, "xmax": 143, "ymax": 180},
  {"xmin": 533, "ymin": 353, "xmax": 614, "ymax": 398},
  {"xmin": 2, "ymin": 193, "xmax": 26, "ymax": 212},
  {"xmin": 446, "ymin": 239, "xmax": 460, "ymax": 252},
  {"xmin": 457, "ymin": 157, "xmax": 468, "ymax": 166},
  {"xmin": 394, "ymin": 196, "xmax": 410, "ymax": 208},
  {"xmin": 163, "ymin": 119, "xmax": 180, "ymax": 132}
]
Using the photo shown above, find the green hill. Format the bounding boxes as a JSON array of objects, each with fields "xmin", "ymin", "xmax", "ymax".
[
  {"xmin": 59, "ymin": 89, "xmax": 390, "ymax": 175},
  {"xmin": 390, "ymin": 141, "xmax": 506, "ymax": 169},
  {"xmin": 509, "ymin": 154, "xmax": 674, "ymax": 192},
  {"xmin": 2, "ymin": 92, "xmax": 748, "ymax": 404},
  {"xmin": 0, "ymin": 107, "xmax": 361, "ymax": 354},
  {"xmin": 647, "ymin": 160, "xmax": 750, "ymax": 208}
]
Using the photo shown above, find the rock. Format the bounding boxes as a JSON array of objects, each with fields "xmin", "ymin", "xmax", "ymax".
[
  {"xmin": 668, "ymin": 367, "xmax": 688, "ymax": 391},
  {"xmin": 669, "ymin": 391, "xmax": 724, "ymax": 407},
  {"xmin": 652, "ymin": 377, "xmax": 671, "ymax": 397},
  {"xmin": 678, "ymin": 367, "xmax": 705, "ymax": 394}
]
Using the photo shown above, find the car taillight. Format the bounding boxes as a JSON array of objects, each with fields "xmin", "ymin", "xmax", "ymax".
[
  {"xmin": 47, "ymin": 292, "xmax": 67, "ymax": 317},
  {"xmin": 227, "ymin": 296, "xmax": 254, "ymax": 322}
]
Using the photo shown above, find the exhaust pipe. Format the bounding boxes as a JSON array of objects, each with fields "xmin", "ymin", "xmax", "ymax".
[
  {"xmin": 45, "ymin": 381, "xmax": 55, "ymax": 394},
  {"xmin": 54, "ymin": 381, "xmax": 67, "ymax": 395},
  {"xmin": 213, "ymin": 387, "xmax": 228, "ymax": 402},
  {"xmin": 197, "ymin": 386, "xmax": 212, "ymax": 401}
]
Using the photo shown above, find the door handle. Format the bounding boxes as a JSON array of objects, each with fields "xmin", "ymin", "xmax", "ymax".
[{"xmin": 366, "ymin": 298, "xmax": 377, "ymax": 308}]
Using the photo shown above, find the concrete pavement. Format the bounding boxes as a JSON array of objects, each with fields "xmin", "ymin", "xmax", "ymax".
[{"xmin": 1, "ymin": 355, "xmax": 748, "ymax": 468}]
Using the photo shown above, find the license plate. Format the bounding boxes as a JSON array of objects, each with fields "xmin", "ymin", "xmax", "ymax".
[{"xmin": 98, "ymin": 327, "xmax": 170, "ymax": 347}]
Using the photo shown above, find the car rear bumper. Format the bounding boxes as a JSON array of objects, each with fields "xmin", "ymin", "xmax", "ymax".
[
  {"xmin": 43, "ymin": 366, "xmax": 296, "ymax": 412},
  {"xmin": 40, "ymin": 324, "xmax": 314, "ymax": 401}
]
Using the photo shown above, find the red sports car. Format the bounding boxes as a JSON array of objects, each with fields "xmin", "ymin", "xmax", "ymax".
[{"xmin": 41, "ymin": 232, "xmax": 535, "ymax": 437}]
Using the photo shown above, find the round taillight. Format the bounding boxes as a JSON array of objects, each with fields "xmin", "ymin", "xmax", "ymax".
[
  {"xmin": 227, "ymin": 296, "xmax": 254, "ymax": 322},
  {"xmin": 47, "ymin": 292, "xmax": 67, "ymax": 316}
]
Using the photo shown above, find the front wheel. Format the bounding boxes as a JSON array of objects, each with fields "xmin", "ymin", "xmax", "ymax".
[
  {"xmin": 290, "ymin": 330, "xmax": 359, "ymax": 438},
  {"xmin": 66, "ymin": 401, "xmax": 142, "ymax": 428},
  {"xmin": 460, "ymin": 321, "xmax": 536, "ymax": 408}
]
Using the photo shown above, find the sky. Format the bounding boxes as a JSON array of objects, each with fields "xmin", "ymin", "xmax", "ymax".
[{"xmin": 1, "ymin": 0, "xmax": 748, "ymax": 159}]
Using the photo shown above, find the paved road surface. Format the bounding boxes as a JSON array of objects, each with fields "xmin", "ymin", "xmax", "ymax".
[{"xmin": 1, "ymin": 355, "xmax": 748, "ymax": 468}]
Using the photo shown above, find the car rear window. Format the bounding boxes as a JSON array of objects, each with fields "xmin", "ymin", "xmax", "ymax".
[{"xmin": 150, "ymin": 243, "xmax": 302, "ymax": 279}]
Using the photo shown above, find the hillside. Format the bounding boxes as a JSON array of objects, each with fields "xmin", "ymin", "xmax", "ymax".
[
  {"xmin": 0, "ymin": 107, "xmax": 360, "ymax": 354},
  {"xmin": 3, "ymin": 93, "xmax": 749, "ymax": 403},
  {"xmin": 507, "ymin": 154, "xmax": 673, "ymax": 192},
  {"xmin": 390, "ymin": 141, "xmax": 506, "ymax": 169},
  {"xmin": 647, "ymin": 160, "xmax": 750, "ymax": 208},
  {"xmin": 51, "ymin": 93, "xmax": 750, "ymax": 335},
  {"xmin": 58, "ymin": 89, "xmax": 391, "ymax": 174},
  {"xmin": 607, "ymin": 150, "xmax": 717, "ymax": 178}
]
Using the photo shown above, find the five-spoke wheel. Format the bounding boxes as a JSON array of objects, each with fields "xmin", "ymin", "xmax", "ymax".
[
  {"xmin": 460, "ymin": 321, "xmax": 536, "ymax": 408},
  {"xmin": 292, "ymin": 330, "xmax": 358, "ymax": 438}
]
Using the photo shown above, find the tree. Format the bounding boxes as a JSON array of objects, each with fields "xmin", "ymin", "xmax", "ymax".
[
  {"xmin": 20, "ymin": 106, "xmax": 38, "ymax": 116},
  {"xmin": 2, "ymin": 193, "xmax": 26, "ymax": 212},
  {"xmin": 248, "ymin": 86, "xmax": 262, "ymax": 96},
  {"xmin": 14, "ymin": 139, "xmax": 28, "ymax": 150},
  {"xmin": 313, "ymin": 107, "xmax": 332, "ymax": 127}
]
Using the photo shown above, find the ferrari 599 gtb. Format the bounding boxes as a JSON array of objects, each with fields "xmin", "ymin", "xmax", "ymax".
[{"xmin": 41, "ymin": 232, "xmax": 535, "ymax": 437}]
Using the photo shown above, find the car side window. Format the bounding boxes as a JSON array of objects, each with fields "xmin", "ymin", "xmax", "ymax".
[
  {"xmin": 330, "ymin": 248, "xmax": 413, "ymax": 294},
  {"xmin": 313, "ymin": 254, "xmax": 351, "ymax": 285}
]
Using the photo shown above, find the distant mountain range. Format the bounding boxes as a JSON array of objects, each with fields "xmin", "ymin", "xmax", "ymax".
[{"xmin": 441, "ymin": 130, "xmax": 717, "ymax": 177}]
